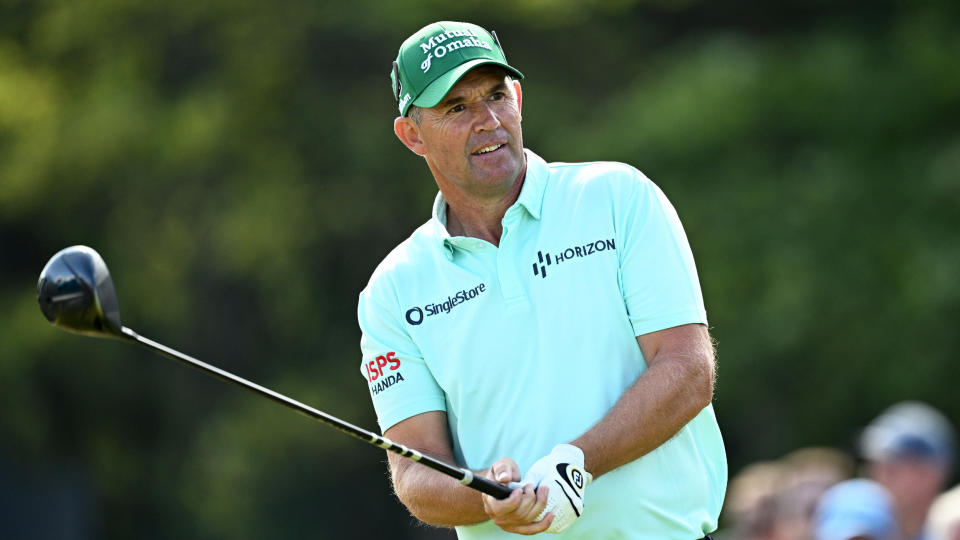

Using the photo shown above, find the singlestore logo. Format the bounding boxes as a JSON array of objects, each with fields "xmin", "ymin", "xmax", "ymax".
[
  {"xmin": 532, "ymin": 238, "xmax": 616, "ymax": 279},
  {"xmin": 405, "ymin": 282, "xmax": 487, "ymax": 325}
]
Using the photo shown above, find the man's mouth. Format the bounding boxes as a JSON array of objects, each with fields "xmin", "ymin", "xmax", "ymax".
[{"xmin": 472, "ymin": 144, "xmax": 504, "ymax": 156}]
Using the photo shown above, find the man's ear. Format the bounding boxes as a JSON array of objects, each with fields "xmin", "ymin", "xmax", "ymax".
[
  {"xmin": 513, "ymin": 80, "xmax": 523, "ymax": 116},
  {"xmin": 394, "ymin": 116, "xmax": 426, "ymax": 156}
]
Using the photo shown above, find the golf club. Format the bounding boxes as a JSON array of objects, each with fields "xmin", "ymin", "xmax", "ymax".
[{"xmin": 37, "ymin": 245, "xmax": 513, "ymax": 500}]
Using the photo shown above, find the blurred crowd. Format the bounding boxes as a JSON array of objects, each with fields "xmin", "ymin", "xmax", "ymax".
[{"xmin": 716, "ymin": 401, "xmax": 959, "ymax": 540}]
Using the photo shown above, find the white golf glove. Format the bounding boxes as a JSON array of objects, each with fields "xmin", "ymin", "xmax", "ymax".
[{"xmin": 522, "ymin": 444, "xmax": 592, "ymax": 534}]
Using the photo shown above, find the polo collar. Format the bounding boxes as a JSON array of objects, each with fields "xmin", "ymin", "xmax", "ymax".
[
  {"xmin": 515, "ymin": 149, "xmax": 548, "ymax": 220},
  {"xmin": 430, "ymin": 149, "xmax": 549, "ymax": 258}
]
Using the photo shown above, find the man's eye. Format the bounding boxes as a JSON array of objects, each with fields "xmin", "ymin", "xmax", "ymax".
[
  {"xmin": 449, "ymin": 104, "xmax": 466, "ymax": 114},
  {"xmin": 490, "ymin": 92, "xmax": 505, "ymax": 101}
]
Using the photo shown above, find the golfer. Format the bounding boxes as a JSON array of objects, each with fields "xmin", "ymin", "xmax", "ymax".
[{"xmin": 358, "ymin": 21, "xmax": 726, "ymax": 539}]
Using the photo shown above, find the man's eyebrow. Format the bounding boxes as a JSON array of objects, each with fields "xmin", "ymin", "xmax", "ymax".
[{"xmin": 439, "ymin": 81, "xmax": 509, "ymax": 108}]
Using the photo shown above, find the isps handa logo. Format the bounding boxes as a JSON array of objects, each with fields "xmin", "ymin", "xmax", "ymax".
[
  {"xmin": 532, "ymin": 238, "xmax": 616, "ymax": 278},
  {"xmin": 365, "ymin": 351, "xmax": 404, "ymax": 396}
]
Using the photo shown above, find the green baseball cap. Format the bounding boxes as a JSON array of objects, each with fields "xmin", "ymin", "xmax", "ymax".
[{"xmin": 391, "ymin": 21, "xmax": 524, "ymax": 116}]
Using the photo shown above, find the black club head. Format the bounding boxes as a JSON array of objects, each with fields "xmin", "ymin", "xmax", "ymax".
[{"xmin": 38, "ymin": 245, "xmax": 123, "ymax": 338}]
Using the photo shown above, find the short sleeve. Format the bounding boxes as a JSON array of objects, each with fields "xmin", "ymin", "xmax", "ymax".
[
  {"xmin": 357, "ymin": 278, "xmax": 446, "ymax": 432},
  {"xmin": 617, "ymin": 173, "xmax": 707, "ymax": 336}
]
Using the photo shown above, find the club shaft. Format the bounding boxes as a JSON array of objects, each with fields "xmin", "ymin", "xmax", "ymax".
[{"xmin": 118, "ymin": 327, "xmax": 512, "ymax": 500}]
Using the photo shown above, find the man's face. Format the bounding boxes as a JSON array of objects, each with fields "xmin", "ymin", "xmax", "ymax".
[
  {"xmin": 870, "ymin": 458, "xmax": 949, "ymax": 512},
  {"xmin": 397, "ymin": 65, "xmax": 524, "ymax": 199}
]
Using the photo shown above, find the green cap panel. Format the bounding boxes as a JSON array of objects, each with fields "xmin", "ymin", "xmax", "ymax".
[{"xmin": 391, "ymin": 22, "xmax": 523, "ymax": 116}]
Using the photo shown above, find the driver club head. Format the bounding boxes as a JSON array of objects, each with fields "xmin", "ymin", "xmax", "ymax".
[{"xmin": 38, "ymin": 245, "xmax": 124, "ymax": 338}]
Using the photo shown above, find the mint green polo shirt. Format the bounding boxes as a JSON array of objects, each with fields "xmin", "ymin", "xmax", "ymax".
[{"xmin": 357, "ymin": 150, "xmax": 726, "ymax": 539}]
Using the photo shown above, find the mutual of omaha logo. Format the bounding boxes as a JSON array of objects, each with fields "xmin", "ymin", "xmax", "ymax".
[
  {"xmin": 532, "ymin": 238, "xmax": 616, "ymax": 279},
  {"xmin": 419, "ymin": 28, "xmax": 492, "ymax": 73},
  {"xmin": 404, "ymin": 282, "xmax": 487, "ymax": 326}
]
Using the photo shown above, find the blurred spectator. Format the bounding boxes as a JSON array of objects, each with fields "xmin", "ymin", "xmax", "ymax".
[
  {"xmin": 723, "ymin": 461, "xmax": 783, "ymax": 539},
  {"xmin": 721, "ymin": 403, "xmax": 955, "ymax": 540},
  {"xmin": 861, "ymin": 402, "xmax": 957, "ymax": 540},
  {"xmin": 926, "ymin": 485, "xmax": 960, "ymax": 540},
  {"xmin": 813, "ymin": 478, "xmax": 898, "ymax": 540},
  {"xmin": 720, "ymin": 448, "xmax": 853, "ymax": 540},
  {"xmin": 775, "ymin": 448, "xmax": 856, "ymax": 540}
]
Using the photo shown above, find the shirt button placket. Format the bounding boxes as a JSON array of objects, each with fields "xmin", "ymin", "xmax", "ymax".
[{"xmin": 497, "ymin": 211, "xmax": 528, "ymax": 307}]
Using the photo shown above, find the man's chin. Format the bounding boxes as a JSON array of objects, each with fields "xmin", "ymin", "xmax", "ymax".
[
  {"xmin": 469, "ymin": 148, "xmax": 524, "ymax": 178},
  {"xmin": 470, "ymin": 168, "xmax": 523, "ymax": 191}
]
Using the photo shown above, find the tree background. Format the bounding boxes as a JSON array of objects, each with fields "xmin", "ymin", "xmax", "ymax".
[{"xmin": 1, "ymin": 0, "xmax": 957, "ymax": 538}]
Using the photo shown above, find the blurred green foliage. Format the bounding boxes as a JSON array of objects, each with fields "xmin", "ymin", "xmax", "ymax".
[{"xmin": 1, "ymin": 0, "xmax": 958, "ymax": 538}]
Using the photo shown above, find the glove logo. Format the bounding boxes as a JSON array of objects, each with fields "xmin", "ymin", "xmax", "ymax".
[
  {"xmin": 557, "ymin": 464, "xmax": 584, "ymax": 501},
  {"xmin": 571, "ymin": 468, "xmax": 584, "ymax": 490}
]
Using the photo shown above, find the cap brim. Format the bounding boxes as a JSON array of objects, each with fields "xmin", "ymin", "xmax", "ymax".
[{"xmin": 412, "ymin": 59, "xmax": 524, "ymax": 110}]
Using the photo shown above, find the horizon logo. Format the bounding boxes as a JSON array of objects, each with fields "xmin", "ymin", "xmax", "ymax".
[
  {"xmin": 532, "ymin": 238, "xmax": 616, "ymax": 279},
  {"xmin": 532, "ymin": 251, "xmax": 553, "ymax": 277}
]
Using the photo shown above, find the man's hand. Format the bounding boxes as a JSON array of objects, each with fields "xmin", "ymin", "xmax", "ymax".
[
  {"xmin": 522, "ymin": 444, "xmax": 593, "ymax": 534},
  {"xmin": 481, "ymin": 457, "xmax": 554, "ymax": 535}
]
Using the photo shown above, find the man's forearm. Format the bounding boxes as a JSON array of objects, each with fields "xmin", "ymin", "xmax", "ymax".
[
  {"xmin": 390, "ymin": 455, "xmax": 491, "ymax": 527},
  {"xmin": 389, "ymin": 449, "xmax": 552, "ymax": 535},
  {"xmin": 572, "ymin": 325, "xmax": 715, "ymax": 477}
]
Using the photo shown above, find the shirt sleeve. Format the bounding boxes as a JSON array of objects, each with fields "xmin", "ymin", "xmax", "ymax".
[
  {"xmin": 617, "ymin": 171, "xmax": 708, "ymax": 337},
  {"xmin": 357, "ymin": 276, "xmax": 446, "ymax": 433}
]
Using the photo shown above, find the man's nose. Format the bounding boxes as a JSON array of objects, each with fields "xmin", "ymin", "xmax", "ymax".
[{"xmin": 473, "ymin": 103, "xmax": 501, "ymax": 132}]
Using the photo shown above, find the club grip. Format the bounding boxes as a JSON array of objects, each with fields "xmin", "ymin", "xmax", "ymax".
[{"xmin": 466, "ymin": 473, "xmax": 515, "ymax": 500}]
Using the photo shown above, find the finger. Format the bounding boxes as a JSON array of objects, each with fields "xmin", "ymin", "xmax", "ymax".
[
  {"xmin": 530, "ymin": 484, "xmax": 549, "ymax": 519},
  {"xmin": 504, "ymin": 512, "xmax": 554, "ymax": 535},
  {"xmin": 489, "ymin": 458, "xmax": 521, "ymax": 484},
  {"xmin": 489, "ymin": 485, "xmax": 543, "ymax": 530},
  {"xmin": 482, "ymin": 484, "xmax": 523, "ymax": 515},
  {"xmin": 511, "ymin": 483, "xmax": 539, "ymax": 519}
]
